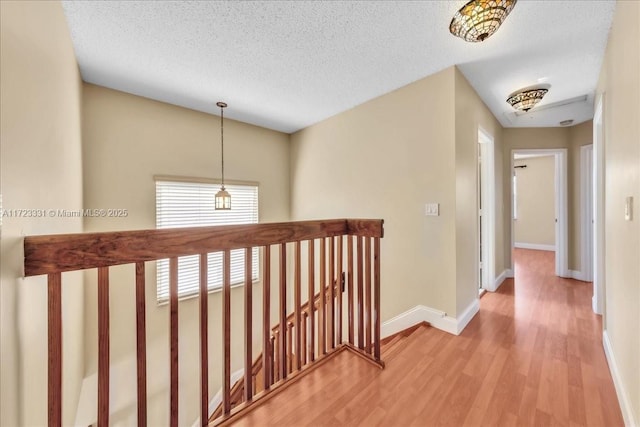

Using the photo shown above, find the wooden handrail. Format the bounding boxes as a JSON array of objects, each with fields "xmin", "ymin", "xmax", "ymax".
[
  {"xmin": 24, "ymin": 219, "xmax": 383, "ymax": 426},
  {"xmin": 271, "ymin": 278, "xmax": 342, "ymax": 334},
  {"xmin": 24, "ymin": 219, "xmax": 382, "ymax": 276}
]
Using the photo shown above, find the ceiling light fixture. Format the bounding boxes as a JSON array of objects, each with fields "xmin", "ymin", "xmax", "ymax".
[
  {"xmin": 506, "ymin": 88, "xmax": 549, "ymax": 112},
  {"xmin": 214, "ymin": 101, "xmax": 231, "ymax": 210},
  {"xmin": 449, "ymin": 0, "xmax": 517, "ymax": 42}
]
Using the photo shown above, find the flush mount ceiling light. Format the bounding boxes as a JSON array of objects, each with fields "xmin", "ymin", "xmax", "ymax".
[
  {"xmin": 214, "ymin": 101, "xmax": 231, "ymax": 210},
  {"xmin": 506, "ymin": 88, "xmax": 549, "ymax": 112},
  {"xmin": 449, "ymin": 0, "xmax": 517, "ymax": 42}
]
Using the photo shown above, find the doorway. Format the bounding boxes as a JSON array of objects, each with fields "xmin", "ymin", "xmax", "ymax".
[{"xmin": 511, "ymin": 148, "xmax": 569, "ymax": 277}]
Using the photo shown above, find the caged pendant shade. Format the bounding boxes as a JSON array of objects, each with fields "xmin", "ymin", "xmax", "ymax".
[
  {"xmin": 214, "ymin": 101, "xmax": 231, "ymax": 210},
  {"xmin": 215, "ymin": 187, "xmax": 231, "ymax": 210},
  {"xmin": 449, "ymin": 0, "xmax": 517, "ymax": 43}
]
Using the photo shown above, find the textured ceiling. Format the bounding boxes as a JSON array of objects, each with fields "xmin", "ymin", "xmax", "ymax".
[{"xmin": 61, "ymin": 0, "xmax": 615, "ymax": 133}]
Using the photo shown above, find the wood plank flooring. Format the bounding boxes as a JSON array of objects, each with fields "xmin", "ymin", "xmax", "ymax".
[{"xmin": 229, "ymin": 249, "xmax": 624, "ymax": 426}]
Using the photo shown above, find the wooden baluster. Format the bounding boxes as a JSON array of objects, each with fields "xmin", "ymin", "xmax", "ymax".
[
  {"xmin": 301, "ymin": 311, "xmax": 308, "ymax": 366},
  {"xmin": 365, "ymin": 237, "xmax": 372, "ymax": 354},
  {"xmin": 262, "ymin": 246, "xmax": 272, "ymax": 390},
  {"xmin": 135, "ymin": 262, "xmax": 148, "ymax": 427},
  {"xmin": 169, "ymin": 258, "xmax": 179, "ymax": 426},
  {"xmin": 244, "ymin": 247, "xmax": 253, "ymax": 402},
  {"xmin": 319, "ymin": 238, "xmax": 326, "ymax": 356},
  {"xmin": 286, "ymin": 322, "xmax": 294, "ymax": 374},
  {"xmin": 307, "ymin": 240, "xmax": 315, "ymax": 362},
  {"xmin": 357, "ymin": 236, "xmax": 364, "ymax": 350},
  {"xmin": 279, "ymin": 244, "xmax": 287, "ymax": 379},
  {"xmin": 48, "ymin": 273, "xmax": 62, "ymax": 427},
  {"xmin": 273, "ymin": 330, "xmax": 280, "ymax": 382},
  {"xmin": 374, "ymin": 237, "xmax": 381, "ymax": 360},
  {"xmin": 294, "ymin": 241, "xmax": 301, "ymax": 371},
  {"xmin": 198, "ymin": 255, "xmax": 209, "ymax": 425},
  {"xmin": 337, "ymin": 236, "xmax": 343, "ymax": 346},
  {"xmin": 328, "ymin": 236, "xmax": 335, "ymax": 350},
  {"xmin": 348, "ymin": 236, "xmax": 354, "ymax": 345},
  {"xmin": 222, "ymin": 250, "xmax": 231, "ymax": 415},
  {"xmin": 98, "ymin": 267, "xmax": 110, "ymax": 426}
]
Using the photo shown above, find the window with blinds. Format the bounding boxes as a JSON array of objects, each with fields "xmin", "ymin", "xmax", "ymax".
[{"xmin": 155, "ymin": 179, "xmax": 259, "ymax": 303}]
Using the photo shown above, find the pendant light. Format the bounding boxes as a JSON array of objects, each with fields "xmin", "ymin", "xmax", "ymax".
[{"xmin": 214, "ymin": 101, "xmax": 231, "ymax": 210}]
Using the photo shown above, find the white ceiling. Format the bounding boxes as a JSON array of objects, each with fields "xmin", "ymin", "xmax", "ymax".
[{"xmin": 61, "ymin": 0, "xmax": 616, "ymax": 134}]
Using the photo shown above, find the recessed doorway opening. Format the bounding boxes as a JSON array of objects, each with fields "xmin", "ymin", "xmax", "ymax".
[{"xmin": 511, "ymin": 148, "xmax": 569, "ymax": 278}]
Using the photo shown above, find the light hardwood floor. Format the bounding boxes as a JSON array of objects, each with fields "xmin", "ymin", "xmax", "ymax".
[{"xmin": 231, "ymin": 249, "xmax": 624, "ymax": 426}]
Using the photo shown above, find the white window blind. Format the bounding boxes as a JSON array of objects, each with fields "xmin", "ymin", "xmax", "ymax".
[{"xmin": 155, "ymin": 180, "xmax": 259, "ymax": 303}]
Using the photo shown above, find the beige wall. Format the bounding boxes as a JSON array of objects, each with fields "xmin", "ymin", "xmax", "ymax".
[
  {"xmin": 0, "ymin": 2, "xmax": 85, "ymax": 426},
  {"xmin": 514, "ymin": 156, "xmax": 555, "ymax": 246},
  {"xmin": 596, "ymin": 1, "xmax": 640, "ymax": 423},
  {"xmin": 291, "ymin": 67, "xmax": 459, "ymax": 317},
  {"xmin": 505, "ymin": 127, "xmax": 570, "ymax": 151},
  {"xmin": 453, "ymin": 68, "xmax": 506, "ymax": 311},
  {"xmin": 291, "ymin": 66, "xmax": 506, "ymax": 320},
  {"xmin": 81, "ymin": 84, "xmax": 290, "ymax": 425}
]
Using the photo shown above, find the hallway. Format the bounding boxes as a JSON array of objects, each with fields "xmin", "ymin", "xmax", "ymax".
[{"xmin": 229, "ymin": 248, "xmax": 624, "ymax": 426}]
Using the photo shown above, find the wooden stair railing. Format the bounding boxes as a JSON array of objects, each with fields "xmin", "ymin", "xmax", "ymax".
[
  {"xmin": 210, "ymin": 277, "xmax": 344, "ymax": 419},
  {"xmin": 23, "ymin": 219, "xmax": 383, "ymax": 427}
]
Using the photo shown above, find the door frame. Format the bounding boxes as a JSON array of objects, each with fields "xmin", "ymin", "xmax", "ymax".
[
  {"xmin": 592, "ymin": 94, "xmax": 605, "ymax": 315},
  {"xmin": 511, "ymin": 148, "xmax": 569, "ymax": 278},
  {"xmin": 478, "ymin": 128, "xmax": 496, "ymax": 291},
  {"xmin": 580, "ymin": 144, "xmax": 594, "ymax": 282}
]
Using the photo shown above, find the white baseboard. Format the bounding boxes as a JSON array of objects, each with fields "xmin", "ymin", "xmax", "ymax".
[
  {"xmin": 603, "ymin": 330, "xmax": 637, "ymax": 427},
  {"xmin": 381, "ymin": 305, "xmax": 443, "ymax": 338},
  {"xmin": 493, "ymin": 269, "xmax": 513, "ymax": 291},
  {"xmin": 514, "ymin": 242, "xmax": 556, "ymax": 251},
  {"xmin": 455, "ymin": 299, "xmax": 480, "ymax": 334},
  {"xmin": 569, "ymin": 269, "xmax": 590, "ymax": 282},
  {"xmin": 592, "ymin": 295, "xmax": 602, "ymax": 315},
  {"xmin": 381, "ymin": 299, "xmax": 480, "ymax": 338}
]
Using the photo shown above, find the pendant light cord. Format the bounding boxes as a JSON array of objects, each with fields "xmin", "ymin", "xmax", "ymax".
[
  {"xmin": 214, "ymin": 101, "xmax": 230, "ymax": 210},
  {"xmin": 220, "ymin": 104, "xmax": 225, "ymax": 188}
]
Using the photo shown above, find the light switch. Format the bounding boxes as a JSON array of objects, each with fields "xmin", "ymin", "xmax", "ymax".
[
  {"xmin": 425, "ymin": 203, "xmax": 439, "ymax": 216},
  {"xmin": 625, "ymin": 196, "xmax": 633, "ymax": 221}
]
